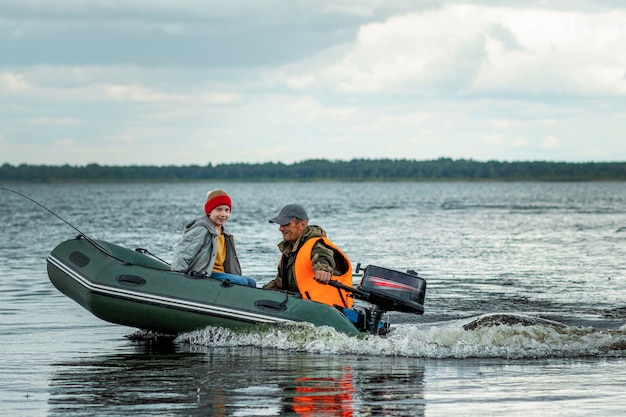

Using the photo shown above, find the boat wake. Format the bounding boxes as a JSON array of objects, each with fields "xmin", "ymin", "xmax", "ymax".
[{"xmin": 148, "ymin": 313, "xmax": 626, "ymax": 359}]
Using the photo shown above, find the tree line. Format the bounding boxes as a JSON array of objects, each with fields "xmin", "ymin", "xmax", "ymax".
[{"xmin": 1, "ymin": 158, "xmax": 625, "ymax": 182}]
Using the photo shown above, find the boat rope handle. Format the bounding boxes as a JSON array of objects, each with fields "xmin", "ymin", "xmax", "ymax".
[{"xmin": 135, "ymin": 247, "xmax": 171, "ymax": 266}]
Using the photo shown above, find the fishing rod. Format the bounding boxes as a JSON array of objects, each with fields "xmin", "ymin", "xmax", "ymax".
[
  {"xmin": 1, "ymin": 186, "xmax": 94, "ymax": 237},
  {"xmin": 0, "ymin": 186, "xmax": 113, "ymax": 252},
  {"xmin": 1, "ymin": 186, "xmax": 172, "ymax": 266}
]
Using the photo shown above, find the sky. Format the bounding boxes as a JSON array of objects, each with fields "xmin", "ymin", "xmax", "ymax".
[{"xmin": 2, "ymin": 0, "xmax": 626, "ymax": 166}]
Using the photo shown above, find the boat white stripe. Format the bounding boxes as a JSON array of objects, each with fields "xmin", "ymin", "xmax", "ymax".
[{"xmin": 47, "ymin": 255, "xmax": 294, "ymax": 325}]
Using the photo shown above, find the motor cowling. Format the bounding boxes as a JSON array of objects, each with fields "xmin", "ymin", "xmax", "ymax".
[{"xmin": 355, "ymin": 264, "xmax": 426, "ymax": 314}]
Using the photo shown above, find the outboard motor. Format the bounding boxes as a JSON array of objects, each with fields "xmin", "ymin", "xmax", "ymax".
[{"xmin": 330, "ymin": 263, "xmax": 426, "ymax": 334}]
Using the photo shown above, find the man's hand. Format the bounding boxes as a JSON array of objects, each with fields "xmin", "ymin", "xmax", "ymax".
[{"xmin": 313, "ymin": 270, "xmax": 331, "ymax": 284}]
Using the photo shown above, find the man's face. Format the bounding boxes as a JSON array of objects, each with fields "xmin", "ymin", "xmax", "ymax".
[{"xmin": 278, "ymin": 219, "xmax": 307, "ymax": 244}]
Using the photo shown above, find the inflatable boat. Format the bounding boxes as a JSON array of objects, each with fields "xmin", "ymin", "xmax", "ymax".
[{"xmin": 46, "ymin": 235, "xmax": 426, "ymax": 336}]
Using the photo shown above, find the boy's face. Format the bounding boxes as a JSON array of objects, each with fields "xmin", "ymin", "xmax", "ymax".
[{"xmin": 208, "ymin": 204, "xmax": 231, "ymax": 227}]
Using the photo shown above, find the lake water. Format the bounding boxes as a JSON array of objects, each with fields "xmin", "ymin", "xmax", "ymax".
[{"xmin": 1, "ymin": 181, "xmax": 625, "ymax": 416}]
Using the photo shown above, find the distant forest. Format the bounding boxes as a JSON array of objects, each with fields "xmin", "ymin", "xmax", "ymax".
[{"xmin": 2, "ymin": 158, "xmax": 626, "ymax": 182}]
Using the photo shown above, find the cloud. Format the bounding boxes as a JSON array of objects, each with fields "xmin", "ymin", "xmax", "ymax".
[
  {"xmin": 511, "ymin": 136, "xmax": 530, "ymax": 148},
  {"xmin": 307, "ymin": 5, "xmax": 626, "ymax": 97},
  {"xmin": 0, "ymin": 72, "xmax": 30, "ymax": 91},
  {"xmin": 30, "ymin": 117, "xmax": 80, "ymax": 125},
  {"xmin": 1, "ymin": 1, "xmax": 626, "ymax": 165},
  {"xmin": 541, "ymin": 135, "xmax": 560, "ymax": 149}
]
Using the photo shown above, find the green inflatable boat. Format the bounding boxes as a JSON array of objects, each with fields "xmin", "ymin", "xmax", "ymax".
[{"xmin": 47, "ymin": 235, "xmax": 426, "ymax": 336}]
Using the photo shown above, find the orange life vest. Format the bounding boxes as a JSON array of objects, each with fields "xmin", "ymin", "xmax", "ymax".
[{"xmin": 293, "ymin": 237, "xmax": 354, "ymax": 308}]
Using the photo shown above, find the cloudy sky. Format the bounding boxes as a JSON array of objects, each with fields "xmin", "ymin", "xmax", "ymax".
[{"xmin": 2, "ymin": 0, "xmax": 626, "ymax": 166}]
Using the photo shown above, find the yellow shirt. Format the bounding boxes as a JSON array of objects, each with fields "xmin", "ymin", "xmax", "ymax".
[{"xmin": 213, "ymin": 234, "xmax": 226, "ymax": 272}]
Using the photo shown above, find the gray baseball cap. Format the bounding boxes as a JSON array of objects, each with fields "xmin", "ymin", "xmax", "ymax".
[{"xmin": 269, "ymin": 204, "xmax": 309, "ymax": 225}]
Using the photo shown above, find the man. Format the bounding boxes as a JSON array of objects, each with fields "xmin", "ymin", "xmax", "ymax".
[{"xmin": 263, "ymin": 204, "xmax": 353, "ymax": 308}]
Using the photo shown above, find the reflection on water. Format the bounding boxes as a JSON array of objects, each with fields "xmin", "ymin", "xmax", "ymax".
[{"xmin": 47, "ymin": 341, "xmax": 426, "ymax": 416}]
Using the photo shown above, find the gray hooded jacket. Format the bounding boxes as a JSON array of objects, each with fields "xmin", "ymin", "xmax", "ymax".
[{"xmin": 170, "ymin": 215, "xmax": 242, "ymax": 275}]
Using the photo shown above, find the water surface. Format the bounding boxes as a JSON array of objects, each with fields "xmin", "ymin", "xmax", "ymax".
[{"xmin": 1, "ymin": 182, "xmax": 625, "ymax": 416}]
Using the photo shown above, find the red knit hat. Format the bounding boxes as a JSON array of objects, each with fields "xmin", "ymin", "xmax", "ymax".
[{"xmin": 204, "ymin": 189, "xmax": 232, "ymax": 215}]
